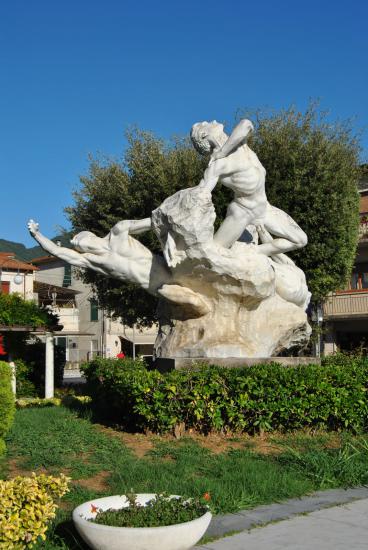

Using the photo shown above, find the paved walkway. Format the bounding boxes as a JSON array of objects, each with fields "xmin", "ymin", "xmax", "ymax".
[{"xmin": 196, "ymin": 497, "xmax": 368, "ymax": 549}]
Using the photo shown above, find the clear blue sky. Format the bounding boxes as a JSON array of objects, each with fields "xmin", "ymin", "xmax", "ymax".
[{"xmin": 1, "ymin": 0, "xmax": 367, "ymax": 247}]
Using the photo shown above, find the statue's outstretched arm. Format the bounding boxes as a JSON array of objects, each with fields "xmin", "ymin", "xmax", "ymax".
[
  {"xmin": 110, "ymin": 218, "xmax": 152, "ymax": 237},
  {"xmin": 212, "ymin": 119, "xmax": 254, "ymax": 161},
  {"xmin": 27, "ymin": 219, "xmax": 90, "ymax": 269}
]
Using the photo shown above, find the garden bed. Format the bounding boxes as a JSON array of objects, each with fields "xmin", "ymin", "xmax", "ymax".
[{"xmin": 3, "ymin": 406, "xmax": 368, "ymax": 548}]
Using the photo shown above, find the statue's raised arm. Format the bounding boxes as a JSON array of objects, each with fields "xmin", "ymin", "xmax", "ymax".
[
  {"xmin": 210, "ymin": 119, "xmax": 254, "ymax": 162},
  {"xmin": 27, "ymin": 220, "xmax": 94, "ymax": 269}
]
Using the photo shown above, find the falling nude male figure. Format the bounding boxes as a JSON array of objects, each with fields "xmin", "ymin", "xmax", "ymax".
[
  {"xmin": 27, "ymin": 219, "xmax": 211, "ymax": 316},
  {"xmin": 190, "ymin": 119, "xmax": 308, "ymax": 256}
]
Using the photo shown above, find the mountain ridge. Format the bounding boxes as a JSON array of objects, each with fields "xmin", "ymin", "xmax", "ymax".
[{"xmin": 0, "ymin": 234, "xmax": 72, "ymax": 262}]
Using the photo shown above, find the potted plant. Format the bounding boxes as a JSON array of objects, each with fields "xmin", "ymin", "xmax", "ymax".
[{"xmin": 72, "ymin": 492, "xmax": 212, "ymax": 550}]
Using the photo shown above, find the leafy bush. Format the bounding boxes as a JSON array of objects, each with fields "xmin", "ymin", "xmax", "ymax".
[
  {"xmin": 90, "ymin": 493, "xmax": 210, "ymax": 527},
  {"xmin": 16, "ymin": 397, "xmax": 62, "ymax": 409},
  {"xmin": 82, "ymin": 355, "xmax": 368, "ymax": 434},
  {"xmin": 0, "ymin": 292, "xmax": 59, "ymax": 328},
  {"xmin": 14, "ymin": 358, "xmax": 37, "ymax": 397},
  {"xmin": 21, "ymin": 339, "xmax": 65, "ymax": 397},
  {"xmin": 0, "ymin": 361, "xmax": 15, "ymax": 446},
  {"xmin": 15, "ymin": 395, "xmax": 91, "ymax": 409},
  {"xmin": 0, "ymin": 473, "xmax": 70, "ymax": 548}
]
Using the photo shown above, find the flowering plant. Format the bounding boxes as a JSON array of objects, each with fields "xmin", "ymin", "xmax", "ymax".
[{"xmin": 88, "ymin": 492, "xmax": 211, "ymax": 528}]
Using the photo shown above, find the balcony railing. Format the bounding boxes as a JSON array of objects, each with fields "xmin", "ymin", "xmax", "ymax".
[
  {"xmin": 359, "ymin": 220, "xmax": 368, "ymax": 240},
  {"xmin": 323, "ymin": 290, "xmax": 368, "ymax": 318},
  {"xmin": 53, "ymin": 307, "xmax": 79, "ymax": 331}
]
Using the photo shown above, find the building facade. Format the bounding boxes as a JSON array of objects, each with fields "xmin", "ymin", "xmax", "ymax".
[
  {"xmin": 323, "ymin": 183, "xmax": 368, "ymax": 353},
  {"xmin": 31, "ymin": 255, "xmax": 157, "ymax": 366},
  {"xmin": 0, "ymin": 252, "xmax": 36, "ymax": 299}
]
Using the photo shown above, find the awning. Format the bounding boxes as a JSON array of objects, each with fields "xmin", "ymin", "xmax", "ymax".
[
  {"xmin": 120, "ymin": 334, "xmax": 156, "ymax": 345},
  {"xmin": 34, "ymin": 281, "xmax": 81, "ymax": 297}
]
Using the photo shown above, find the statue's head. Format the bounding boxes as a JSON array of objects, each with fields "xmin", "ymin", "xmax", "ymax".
[
  {"xmin": 190, "ymin": 120, "xmax": 225, "ymax": 155},
  {"xmin": 71, "ymin": 231, "xmax": 108, "ymax": 254}
]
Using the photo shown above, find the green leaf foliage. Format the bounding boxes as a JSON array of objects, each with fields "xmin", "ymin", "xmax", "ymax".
[
  {"xmin": 65, "ymin": 129, "xmax": 238, "ymax": 326},
  {"xmin": 91, "ymin": 493, "xmax": 209, "ymax": 527},
  {"xmin": 244, "ymin": 104, "xmax": 361, "ymax": 300},
  {"xmin": 0, "ymin": 293, "xmax": 59, "ymax": 329},
  {"xmin": 66, "ymin": 105, "xmax": 361, "ymax": 324},
  {"xmin": 0, "ymin": 361, "xmax": 15, "ymax": 442},
  {"xmin": 82, "ymin": 354, "xmax": 368, "ymax": 435}
]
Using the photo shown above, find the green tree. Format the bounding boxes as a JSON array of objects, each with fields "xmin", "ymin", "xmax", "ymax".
[
  {"xmin": 66, "ymin": 129, "xmax": 233, "ymax": 326},
  {"xmin": 66, "ymin": 105, "xmax": 361, "ymax": 325},
  {"xmin": 245, "ymin": 104, "xmax": 361, "ymax": 300}
]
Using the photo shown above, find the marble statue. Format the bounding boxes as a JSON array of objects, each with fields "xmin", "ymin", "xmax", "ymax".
[
  {"xmin": 28, "ymin": 118, "xmax": 311, "ymax": 359},
  {"xmin": 27, "ymin": 219, "xmax": 210, "ymax": 318},
  {"xmin": 190, "ymin": 119, "xmax": 308, "ymax": 257}
]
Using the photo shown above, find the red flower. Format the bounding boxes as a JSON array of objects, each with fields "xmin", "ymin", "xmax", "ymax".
[
  {"xmin": 0, "ymin": 336, "xmax": 6, "ymax": 356},
  {"xmin": 203, "ymin": 492, "xmax": 211, "ymax": 501},
  {"xmin": 90, "ymin": 504, "xmax": 99, "ymax": 513}
]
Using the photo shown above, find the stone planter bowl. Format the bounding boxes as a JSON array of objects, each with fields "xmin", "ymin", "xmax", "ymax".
[{"xmin": 72, "ymin": 493, "xmax": 212, "ymax": 550}]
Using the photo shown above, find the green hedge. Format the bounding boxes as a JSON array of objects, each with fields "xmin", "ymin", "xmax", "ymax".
[
  {"xmin": 81, "ymin": 355, "xmax": 368, "ymax": 434},
  {"xmin": 0, "ymin": 361, "xmax": 16, "ymax": 453},
  {"xmin": 0, "ymin": 292, "xmax": 57, "ymax": 328}
]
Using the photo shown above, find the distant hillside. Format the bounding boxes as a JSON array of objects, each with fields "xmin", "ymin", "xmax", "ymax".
[{"xmin": 0, "ymin": 234, "xmax": 72, "ymax": 262}]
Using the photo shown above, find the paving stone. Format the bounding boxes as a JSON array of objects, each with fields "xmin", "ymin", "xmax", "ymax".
[
  {"xmin": 197, "ymin": 498, "xmax": 368, "ymax": 550},
  {"xmin": 205, "ymin": 486, "xmax": 368, "ymax": 539}
]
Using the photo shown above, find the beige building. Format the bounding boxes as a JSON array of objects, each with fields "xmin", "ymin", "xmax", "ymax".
[
  {"xmin": 30, "ymin": 254, "xmax": 157, "ymax": 367},
  {"xmin": 323, "ymin": 183, "xmax": 368, "ymax": 353},
  {"xmin": 0, "ymin": 252, "xmax": 37, "ymax": 299}
]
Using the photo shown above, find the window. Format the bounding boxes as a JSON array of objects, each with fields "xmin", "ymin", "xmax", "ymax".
[
  {"xmin": 90, "ymin": 299, "xmax": 99, "ymax": 322},
  {"xmin": 362, "ymin": 273, "xmax": 368, "ymax": 290},
  {"xmin": 62, "ymin": 265, "xmax": 72, "ymax": 287},
  {"xmin": 350, "ymin": 273, "xmax": 359, "ymax": 290},
  {"xmin": 349, "ymin": 272, "xmax": 368, "ymax": 290}
]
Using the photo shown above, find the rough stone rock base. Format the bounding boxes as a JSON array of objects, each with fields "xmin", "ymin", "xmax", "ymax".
[{"xmin": 155, "ymin": 293, "xmax": 311, "ymax": 359}]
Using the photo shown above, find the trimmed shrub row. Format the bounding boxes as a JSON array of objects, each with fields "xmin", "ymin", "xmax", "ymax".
[
  {"xmin": 81, "ymin": 355, "xmax": 368, "ymax": 434},
  {"xmin": 0, "ymin": 361, "xmax": 15, "ymax": 453}
]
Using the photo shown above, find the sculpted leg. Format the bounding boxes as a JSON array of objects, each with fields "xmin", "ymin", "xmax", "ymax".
[
  {"xmin": 257, "ymin": 204, "xmax": 307, "ymax": 256},
  {"xmin": 213, "ymin": 202, "xmax": 252, "ymax": 248}
]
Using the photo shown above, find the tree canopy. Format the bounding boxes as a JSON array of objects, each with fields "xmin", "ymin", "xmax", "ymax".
[
  {"xmin": 66, "ymin": 105, "xmax": 361, "ymax": 326},
  {"xmin": 0, "ymin": 293, "xmax": 59, "ymax": 329}
]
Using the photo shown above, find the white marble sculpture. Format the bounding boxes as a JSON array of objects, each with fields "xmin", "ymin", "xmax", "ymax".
[{"xmin": 28, "ymin": 118, "xmax": 311, "ymax": 359}]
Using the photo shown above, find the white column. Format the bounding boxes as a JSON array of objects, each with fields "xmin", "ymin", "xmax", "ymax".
[
  {"xmin": 45, "ymin": 332, "xmax": 54, "ymax": 399},
  {"xmin": 9, "ymin": 361, "xmax": 16, "ymax": 395}
]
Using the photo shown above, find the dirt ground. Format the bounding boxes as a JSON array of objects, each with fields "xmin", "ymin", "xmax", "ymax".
[{"xmin": 94, "ymin": 424, "xmax": 314, "ymax": 457}]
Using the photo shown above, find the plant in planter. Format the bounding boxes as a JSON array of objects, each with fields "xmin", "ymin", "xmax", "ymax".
[{"xmin": 73, "ymin": 492, "xmax": 212, "ymax": 550}]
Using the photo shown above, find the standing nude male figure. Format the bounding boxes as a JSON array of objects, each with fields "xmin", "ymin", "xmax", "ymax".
[{"xmin": 190, "ymin": 119, "xmax": 307, "ymax": 256}]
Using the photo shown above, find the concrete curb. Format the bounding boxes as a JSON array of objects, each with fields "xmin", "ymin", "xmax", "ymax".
[{"xmin": 203, "ymin": 486, "xmax": 368, "ymax": 540}]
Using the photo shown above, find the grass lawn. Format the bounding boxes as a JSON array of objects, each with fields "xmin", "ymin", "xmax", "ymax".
[{"xmin": 3, "ymin": 406, "xmax": 368, "ymax": 549}]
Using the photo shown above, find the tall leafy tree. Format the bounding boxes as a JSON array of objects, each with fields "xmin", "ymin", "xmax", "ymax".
[
  {"xmin": 245, "ymin": 104, "xmax": 361, "ymax": 300},
  {"xmin": 66, "ymin": 105, "xmax": 361, "ymax": 325}
]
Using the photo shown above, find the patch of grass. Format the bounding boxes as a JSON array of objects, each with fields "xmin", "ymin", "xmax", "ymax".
[
  {"xmin": 271, "ymin": 431, "xmax": 341, "ymax": 454},
  {"xmin": 5, "ymin": 407, "xmax": 368, "ymax": 549},
  {"xmin": 276, "ymin": 437, "xmax": 368, "ymax": 488},
  {"xmin": 5, "ymin": 407, "xmax": 115, "ymax": 478}
]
